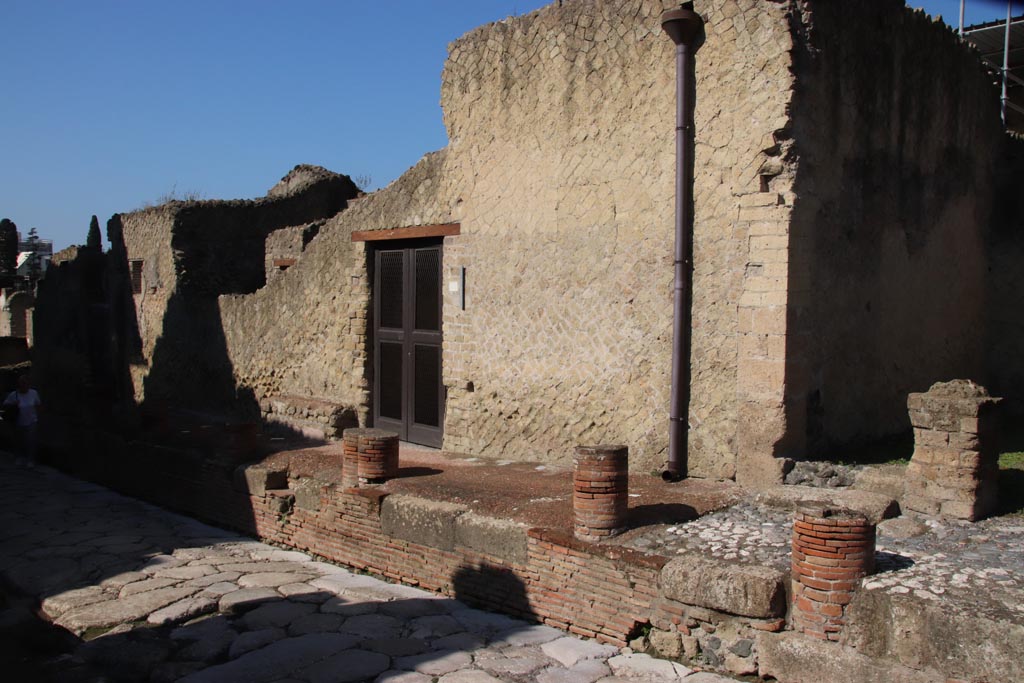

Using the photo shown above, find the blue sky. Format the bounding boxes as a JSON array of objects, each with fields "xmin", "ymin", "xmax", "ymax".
[{"xmin": 1, "ymin": 0, "xmax": 1018, "ymax": 251}]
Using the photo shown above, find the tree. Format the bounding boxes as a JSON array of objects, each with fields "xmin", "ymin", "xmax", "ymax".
[
  {"xmin": 0, "ymin": 218, "xmax": 17, "ymax": 279},
  {"xmin": 87, "ymin": 215, "xmax": 102, "ymax": 250},
  {"xmin": 26, "ymin": 227, "xmax": 41, "ymax": 287}
]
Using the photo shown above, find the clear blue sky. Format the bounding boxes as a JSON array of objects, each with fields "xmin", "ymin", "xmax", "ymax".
[{"xmin": 1, "ymin": 0, "xmax": 1018, "ymax": 251}]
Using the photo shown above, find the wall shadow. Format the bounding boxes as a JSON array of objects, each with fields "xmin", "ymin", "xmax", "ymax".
[
  {"xmin": 628, "ymin": 502, "xmax": 698, "ymax": 530},
  {"xmin": 0, "ymin": 470, "xmax": 545, "ymax": 683},
  {"xmin": 780, "ymin": 3, "xmax": 1007, "ymax": 465}
]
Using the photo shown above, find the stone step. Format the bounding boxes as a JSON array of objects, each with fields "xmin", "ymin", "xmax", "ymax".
[{"xmin": 754, "ymin": 485, "xmax": 899, "ymax": 524}]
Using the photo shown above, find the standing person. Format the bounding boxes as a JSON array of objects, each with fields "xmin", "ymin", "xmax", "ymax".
[{"xmin": 4, "ymin": 375, "xmax": 41, "ymax": 468}]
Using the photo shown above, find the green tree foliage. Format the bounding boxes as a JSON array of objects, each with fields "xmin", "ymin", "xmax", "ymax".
[
  {"xmin": 26, "ymin": 227, "xmax": 41, "ymax": 287},
  {"xmin": 87, "ymin": 215, "xmax": 102, "ymax": 250},
  {"xmin": 0, "ymin": 218, "xmax": 17, "ymax": 278}
]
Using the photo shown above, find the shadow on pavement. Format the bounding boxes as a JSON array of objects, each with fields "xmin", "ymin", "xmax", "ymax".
[{"xmin": 0, "ymin": 455, "xmax": 566, "ymax": 683}]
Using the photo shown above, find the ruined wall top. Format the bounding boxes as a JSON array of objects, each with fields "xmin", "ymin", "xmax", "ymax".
[{"xmin": 266, "ymin": 164, "xmax": 349, "ymax": 199}]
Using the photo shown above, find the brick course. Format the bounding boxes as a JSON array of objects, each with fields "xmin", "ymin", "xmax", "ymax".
[
  {"xmin": 573, "ymin": 445, "xmax": 629, "ymax": 541},
  {"xmin": 53, "ymin": 436, "xmax": 777, "ymax": 661},
  {"xmin": 342, "ymin": 427, "xmax": 399, "ymax": 485}
]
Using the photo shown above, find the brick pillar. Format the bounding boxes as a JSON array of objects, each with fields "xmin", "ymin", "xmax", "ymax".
[
  {"xmin": 905, "ymin": 380, "xmax": 1000, "ymax": 521},
  {"xmin": 341, "ymin": 431, "xmax": 361, "ymax": 489},
  {"xmin": 573, "ymin": 445, "xmax": 629, "ymax": 541},
  {"xmin": 342, "ymin": 428, "xmax": 399, "ymax": 486},
  {"xmin": 791, "ymin": 505, "xmax": 875, "ymax": 641}
]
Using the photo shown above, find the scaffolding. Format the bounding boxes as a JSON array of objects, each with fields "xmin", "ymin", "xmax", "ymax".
[{"xmin": 960, "ymin": 0, "xmax": 1023, "ymax": 132}]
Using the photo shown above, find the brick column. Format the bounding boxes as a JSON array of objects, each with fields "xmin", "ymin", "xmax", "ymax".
[
  {"xmin": 573, "ymin": 445, "xmax": 628, "ymax": 541},
  {"xmin": 341, "ymin": 432, "xmax": 361, "ymax": 489},
  {"xmin": 342, "ymin": 428, "xmax": 399, "ymax": 486},
  {"xmin": 905, "ymin": 380, "xmax": 1000, "ymax": 521},
  {"xmin": 791, "ymin": 505, "xmax": 875, "ymax": 641}
]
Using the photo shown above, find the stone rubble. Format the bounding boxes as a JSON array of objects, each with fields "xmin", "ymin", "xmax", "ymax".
[{"xmin": 0, "ymin": 459, "xmax": 738, "ymax": 682}]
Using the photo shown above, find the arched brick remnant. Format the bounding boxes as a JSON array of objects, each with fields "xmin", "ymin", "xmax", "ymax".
[
  {"xmin": 342, "ymin": 428, "xmax": 399, "ymax": 487},
  {"xmin": 573, "ymin": 445, "xmax": 629, "ymax": 541},
  {"xmin": 905, "ymin": 380, "xmax": 1000, "ymax": 521},
  {"xmin": 791, "ymin": 505, "xmax": 875, "ymax": 641}
]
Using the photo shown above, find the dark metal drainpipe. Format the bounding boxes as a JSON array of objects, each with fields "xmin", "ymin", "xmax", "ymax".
[{"xmin": 661, "ymin": 3, "xmax": 704, "ymax": 482}]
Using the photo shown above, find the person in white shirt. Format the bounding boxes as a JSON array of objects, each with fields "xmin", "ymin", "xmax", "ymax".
[{"xmin": 4, "ymin": 375, "xmax": 41, "ymax": 468}]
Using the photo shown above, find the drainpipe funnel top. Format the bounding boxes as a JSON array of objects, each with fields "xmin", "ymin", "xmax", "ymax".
[{"xmin": 661, "ymin": 3, "xmax": 704, "ymax": 48}]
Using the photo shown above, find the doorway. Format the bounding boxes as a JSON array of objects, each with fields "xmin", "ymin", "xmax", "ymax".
[{"xmin": 372, "ymin": 240, "xmax": 444, "ymax": 447}]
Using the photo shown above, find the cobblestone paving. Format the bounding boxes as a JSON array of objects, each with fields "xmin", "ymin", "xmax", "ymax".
[
  {"xmin": 867, "ymin": 515, "xmax": 1024, "ymax": 621},
  {"xmin": 617, "ymin": 501, "xmax": 1024, "ymax": 622},
  {"xmin": 0, "ymin": 460, "xmax": 737, "ymax": 683},
  {"xmin": 617, "ymin": 503, "xmax": 793, "ymax": 570}
]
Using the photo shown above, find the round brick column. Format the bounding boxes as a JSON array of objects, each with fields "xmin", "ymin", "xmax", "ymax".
[
  {"xmin": 342, "ymin": 428, "xmax": 399, "ymax": 486},
  {"xmin": 341, "ymin": 430, "xmax": 361, "ymax": 488},
  {"xmin": 791, "ymin": 505, "xmax": 876, "ymax": 640},
  {"xmin": 573, "ymin": 445, "xmax": 629, "ymax": 541}
]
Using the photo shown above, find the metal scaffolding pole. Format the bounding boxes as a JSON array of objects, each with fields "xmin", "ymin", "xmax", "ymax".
[{"xmin": 1004, "ymin": 0, "xmax": 1012, "ymax": 125}]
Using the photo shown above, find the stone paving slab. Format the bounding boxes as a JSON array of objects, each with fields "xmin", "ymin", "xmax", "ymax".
[{"xmin": 0, "ymin": 458, "xmax": 740, "ymax": 682}]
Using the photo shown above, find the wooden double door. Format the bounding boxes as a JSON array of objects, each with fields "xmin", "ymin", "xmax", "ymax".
[{"xmin": 372, "ymin": 240, "xmax": 444, "ymax": 447}]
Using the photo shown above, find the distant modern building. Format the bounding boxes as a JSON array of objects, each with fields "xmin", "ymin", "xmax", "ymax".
[{"xmin": 17, "ymin": 235, "xmax": 53, "ymax": 280}]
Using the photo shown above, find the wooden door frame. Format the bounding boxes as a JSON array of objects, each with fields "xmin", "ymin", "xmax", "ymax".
[{"xmin": 369, "ymin": 238, "xmax": 445, "ymax": 448}]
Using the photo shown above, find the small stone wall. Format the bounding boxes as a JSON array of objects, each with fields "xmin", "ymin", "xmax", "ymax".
[
  {"xmin": 260, "ymin": 394, "xmax": 357, "ymax": 440},
  {"xmin": 50, "ymin": 431, "xmax": 785, "ymax": 677},
  {"xmin": 905, "ymin": 380, "xmax": 1000, "ymax": 521}
]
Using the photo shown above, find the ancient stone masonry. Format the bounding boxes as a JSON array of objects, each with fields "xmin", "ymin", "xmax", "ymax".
[
  {"xmin": 263, "ymin": 221, "xmax": 323, "ymax": 284},
  {"xmin": 115, "ymin": 165, "xmax": 358, "ymax": 414},
  {"xmin": 436, "ymin": 0, "xmax": 797, "ymax": 476},
  {"xmin": 219, "ymin": 151, "xmax": 457, "ymax": 430},
  {"xmin": 260, "ymin": 394, "xmax": 356, "ymax": 441},
  {"xmin": 33, "ymin": 0, "xmax": 1023, "ymax": 482},
  {"xmin": 904, "ymin": 379, "xmax": 1000, "ymax": 521},
  {"xmin": 780, "ymin": 0, "xmax": 1007, "ymax": 477}
]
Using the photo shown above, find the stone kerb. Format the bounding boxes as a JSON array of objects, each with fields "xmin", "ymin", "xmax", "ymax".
[
  {"xmin": 904, "ymin": 380, "xmax": 1000, "ymax": 521},
  {"xmin": 342, "ymin": 428, "xmax": 399, "ymax": 487},
  {"xmin": 573, "ymin": 445, "xmax": 629, "ymax": 541},
  {"xmin": 791, "ymin": 505, "xmax": 876, "ymax": 641}
]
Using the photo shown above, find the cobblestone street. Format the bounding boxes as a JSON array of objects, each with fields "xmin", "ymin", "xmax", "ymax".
[{"xmin": 0, "ymin": 457, "xmax": 736, "ymax": 683}]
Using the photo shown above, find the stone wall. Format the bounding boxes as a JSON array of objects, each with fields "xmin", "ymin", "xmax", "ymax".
[
  {"xmin": 986, "ymin": 134, "xmax": 1024, "ymax": 403},
  {"xmin": 432, "ymin": 0, "xmax": 794, "ymax": 475},
  {"xmin": 118, "ymin": 167, "xmax": 358, "ymax": 411},
  {"xmin": 37, "ymin": 0, "xmax": 1014, "ymax": 480},
  {"xmin": 221, "ymin": 0, "xmax": 790, "ymax": 474},
  {"xmin": 264, "ymin": 221, "xmax": 322, "ymax": 284},
  {"xmin": 214, "ymin": 0, "xmax": 1006, "ymax": 478},
  {"xmin": 218, "ymin": 152, "xmax": 456, "ymax": 425},
  {"xmin": 905, "ymin": 380, "xmax": 1000, "ymax": 521},
  {"xmin": 781, "ymin": 1, "xmax": 1004, "ymax": 464}
]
